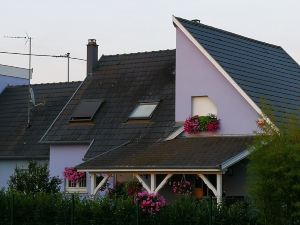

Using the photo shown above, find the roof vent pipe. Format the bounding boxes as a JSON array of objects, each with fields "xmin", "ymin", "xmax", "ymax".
[
  {"xmin": 87, "ymin": 39, "xmax": 98, "ymax": 76},
  {"xmin": 191, "ymin": 19, "xmax": 200, "ymax": 23}
]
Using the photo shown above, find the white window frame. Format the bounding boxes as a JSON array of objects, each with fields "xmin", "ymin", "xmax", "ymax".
[
  {"xmin": 65, "ymin": 173, "xmax": 87, "ymax": 193},
  {"xmin": 192, "ymin": 96, "xmax": 217, "ymax": 116},
  {"xmin": 129, "ymin": 102, "xmax": 159, "ymax": 119}
]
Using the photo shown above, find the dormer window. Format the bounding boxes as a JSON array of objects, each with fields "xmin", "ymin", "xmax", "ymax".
[
  {"xmin": 70, "ymin": 99, "xmax": 103, "ymax": 122},
  {"xmin": 192, "ymin": 96, "xmax": 217, "ymax": 116},
  {"xmin": 129, "ymin": 102, "xmax": 159, "ymax": 120}
]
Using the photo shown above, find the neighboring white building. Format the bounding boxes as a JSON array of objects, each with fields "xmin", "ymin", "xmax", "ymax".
[{"xmin": 0, "ymin": 64, "xmax": 30, "ymax": 93}]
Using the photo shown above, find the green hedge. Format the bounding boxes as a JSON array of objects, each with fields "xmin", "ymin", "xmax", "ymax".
[{"xmin": 0, "ymin": 191, "xmax": 259, "ymax": 225}]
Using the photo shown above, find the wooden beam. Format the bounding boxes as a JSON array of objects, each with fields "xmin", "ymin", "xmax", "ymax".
[
  {"xmin": 135, "ymin": 174, "xmax": 151, "ymax": 193},
  {"xmin": 154, "ymin": 174, "xmax": 173, "ymax": 194},
  {"xmin": 90, "ymin": 173, "xmax": 95, "ymax": 194},
  {"xmin": 93, "ymin": 174, "xmax": 109, "ymax": 195},
  {"xmin": 150, "ymin": 174, "xmax": 156, "ymax": 193},
  {"xmin": 216, "ymin": 174, "xmax": 222, "ymax": 204},
  {"xmin": 198, "ymin": 174, "xmax": 217, "ymax": 196}
]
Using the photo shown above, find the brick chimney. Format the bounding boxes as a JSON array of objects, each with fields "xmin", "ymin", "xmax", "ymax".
[{"xmin": 86, "ymin": 39, "xmax": 98, "ymax": 76}]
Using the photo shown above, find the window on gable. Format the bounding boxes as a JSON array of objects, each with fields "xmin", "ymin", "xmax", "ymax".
[
  {"xmin": 70, "ymin": 99, "xmax": 104, "ymax": 122},
  {"xmin": 129, "ymin": 102, "xmax": 159, "ymax": 119},
  {"xmin": 192, "ymin": 96, "xmax": 217, "ymax": 116}
]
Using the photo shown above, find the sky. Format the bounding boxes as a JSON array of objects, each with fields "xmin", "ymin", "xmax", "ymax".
[{"xmin": 1, "ymin": 0, "xmax": 300, "ymax": 84}]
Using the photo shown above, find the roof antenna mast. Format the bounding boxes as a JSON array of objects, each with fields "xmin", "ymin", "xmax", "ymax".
[{"xmin": 4, "ymin": 34, "xmax": 33, "ymax": 128}]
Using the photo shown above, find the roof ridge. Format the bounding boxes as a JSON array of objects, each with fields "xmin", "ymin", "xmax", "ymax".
[
  {"xmin": 101, "ymin": 49, "xmax": 175, "ymax": 58},
  {"xmin": 176, "ymin": 17, "xmax": 281, "ymax": 49},
  {"xmin": 6, "ymin": 81, "xmax": 82, "ymax": 89}
]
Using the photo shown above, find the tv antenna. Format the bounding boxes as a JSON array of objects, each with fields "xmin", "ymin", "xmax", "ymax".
[{"xmin": 4, "ymin": 34, "xmax": 33, "ymax": 128}]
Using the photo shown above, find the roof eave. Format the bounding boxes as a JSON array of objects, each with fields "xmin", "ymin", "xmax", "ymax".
[
  {"xmin": 0, "ymin": 155, "xmax": 48, "ymax": 160},
  {"xmin": 77, "ymin": 168, "xmax": 222, "ymax": 173}
]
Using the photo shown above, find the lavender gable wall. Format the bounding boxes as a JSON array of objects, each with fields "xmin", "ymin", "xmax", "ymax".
[
  {"xmin": 49, "ymin": 145, "xmax": 90, "ymax": 192},
  {"xmin": 176, "ymin": 29, "xmax": 259, "ymax": 134}
]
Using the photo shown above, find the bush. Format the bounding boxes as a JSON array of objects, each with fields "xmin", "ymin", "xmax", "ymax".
[
  {"xmin": 0, "ymin": 191, "xmax": 259, "ymax": 225},
  {"xmin": 247, "ymin": 117, "xmax": 300, "ymax": 225},
  {"xmin": 8, "ymin": 161, "xmax": 61, "ymax": 194}
]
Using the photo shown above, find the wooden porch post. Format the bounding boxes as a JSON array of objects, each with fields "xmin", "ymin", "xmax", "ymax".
[
  {"xmin": 216, "ymin": 173, "xmax": 222, "ymax": 204},
  {"xmin": 90, "ymin": 173, "xmax": 95, "ymax": 194},
  {"xmin": 150, "ymin": 174, "xmax": 156, "ymax": 193},
  {"xmin": 198, "ymin": 173, "xmax": 223, "ymax": 203}
]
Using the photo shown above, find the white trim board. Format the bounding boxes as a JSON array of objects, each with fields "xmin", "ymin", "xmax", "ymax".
[
  {"xmin": 78, "ymin": 168, "xmax": 222, "ymax": 173},
  {"xmin": 221, "ymin": 150, "xmax": 250, "ymax": 170}
]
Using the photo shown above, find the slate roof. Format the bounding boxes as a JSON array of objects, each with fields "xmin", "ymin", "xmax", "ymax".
[
  {"xmin": 76, "ymin": 136, "xmax": 254, "ymax": 170},
  {"xmin": 0, "ymin": 82, "xmax": 80, "ymax": 159},
  {"xmin": 176, "ymin": 17, "xmax": 300, "ymax": 125},
  {"xmin": 41, "ymin": 50, "xmax": 177, "ymax": 159}
]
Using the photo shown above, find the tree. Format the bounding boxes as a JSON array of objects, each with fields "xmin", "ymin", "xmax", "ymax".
[
  {"xmin": 8, "ymin": 161, "xmax": 61, "ymax": 194},
  {"xmin": 247, "ymin": 117, "xmax": 300, "ymax": 225}
]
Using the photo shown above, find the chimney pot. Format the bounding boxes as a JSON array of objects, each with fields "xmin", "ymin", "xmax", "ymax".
[{"xmin": 87, "ymin": 39, "xmax": 98, "ymax": 76}]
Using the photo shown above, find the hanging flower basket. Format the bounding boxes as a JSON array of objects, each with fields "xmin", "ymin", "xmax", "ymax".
[
  {"xmin": 184, "ymin": 114, "xmax": 220, "ymax": 134},
  {"xmin": 171, "ymin": 180, "xmax": 192, "ymax": 195},
  {"xmin": 135, "ymin": 191, "xmax": 166, "ymax": 214},
  {"xmin": 64, "ymin": 167, "xmax": 85, "ymax": 182}
]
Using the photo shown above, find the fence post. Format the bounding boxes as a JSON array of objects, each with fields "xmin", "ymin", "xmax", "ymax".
[
  {"xmin": 209, "ymin": 196, "xmax": 212, "ymax": 225},
  {"xmin": 71, "ymin": 194, "xmax": 75, "ymax": 225},
  {"xmin": 136, "ymin": 201, "xmax": 139, "ymax": 225},
  {"xmin": 10, "ymin": 193, "xmax": 14, "ymax": 225}
]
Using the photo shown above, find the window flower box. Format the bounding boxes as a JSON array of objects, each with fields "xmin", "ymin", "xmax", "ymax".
[{"xmin": 184, "ymin": 114, "xmax": 220, "ymax": 134}]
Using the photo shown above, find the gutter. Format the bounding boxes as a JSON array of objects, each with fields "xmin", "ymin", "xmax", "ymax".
[
  {"xmin": 0, "ymin": 156, "xmax": 48, "ymax": 160},
  {"xmin": 40, "ymin": 140, "xmax": 92, "ymax": 145},
  {"xmin": 77, "ymin": 168, "xmax": 222, "ymax": 173}
]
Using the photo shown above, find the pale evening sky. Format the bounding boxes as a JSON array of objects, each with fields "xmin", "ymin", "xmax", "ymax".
[{"xmin": 1, "ymin": 0, "xmax": 299, "ymax": 84}]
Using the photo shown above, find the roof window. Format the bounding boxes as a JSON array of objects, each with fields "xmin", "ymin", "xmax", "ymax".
[
  {"xmin": 129, "ymin": 102, "xmax": 159, "ymax": 120},
  {"xmin": 70, "ymin": 99, "xmax": 103, "ymax": 122}
]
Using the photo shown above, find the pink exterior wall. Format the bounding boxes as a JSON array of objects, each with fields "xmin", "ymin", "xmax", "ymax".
[
  {"xmin": 176, "ymin": 29, "xmax": 259, "ymax": 135},
  {"xmin": 49, "ymin": 144, "xmax": 90, "ymax": 192}
]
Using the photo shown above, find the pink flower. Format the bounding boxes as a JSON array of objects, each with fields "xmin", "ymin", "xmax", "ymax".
[
  {"xmin": 184, "ymin": 116, "xmax": 200, "ymax": 134},
  {"xmin": 135, "ymin": 191, "xmax": 166, "ymax": 214},
  {"xmin": 64, "ymin": 168, "xmax": 85, "ymax": 182}
]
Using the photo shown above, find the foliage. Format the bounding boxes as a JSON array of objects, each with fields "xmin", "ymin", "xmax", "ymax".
[
  {"xmin": 107, "ymin": 181, "xmax": 128, "ymax": 198},
  {"xmin": 125, "ymin": 180, "xmax": 143, "ymax": 196},
  {"xmin": 0, "ymin": 191, "xmax": 260, "ymax": 225},
  {"xmin": 247, "ymin": 115, "xmax": 300, "ymax": 225},
  {"xmin": 184, "ymin": 114, "xmax": 220, "ymax": 134},
  {"xmin": 8, "ymin": 161, "xmax": 61, "ymax": 194},
  {"xmin": 171, "ymin": 180, "xmax": 192, "ymax": 195},
  {"xmin": 135, "ymin": 191, "xmax": 166, "ymax": 214}
]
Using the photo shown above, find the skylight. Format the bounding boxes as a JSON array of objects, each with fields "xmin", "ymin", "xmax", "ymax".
[
  {"xmin": 129, "ymin": 102, "xmax": 159, "ymax": 119},
  {"xmin": 70, "ymin": 99, "xmax": 103, "ymax": 122}
]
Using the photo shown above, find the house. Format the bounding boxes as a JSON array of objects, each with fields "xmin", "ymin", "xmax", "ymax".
[
  {"xmin": 1, "ymin": 16, "xmax": 299, "ymax": 201},
  {"xmin": 0, "ymin": 81, "xmax": 80, "ymax": 188},
  {"xmin": 38, "ymin": 16, "xmax": 300, "ymax": 202},
  {"xmin": 0, "ymin": 64, "xmax": 30, "ymax": 93}
]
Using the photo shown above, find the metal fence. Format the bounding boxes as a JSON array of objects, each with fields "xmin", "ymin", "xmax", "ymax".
[{"xmin": 0, "ymin": 192, "xmax": 255, "ymax": 225}]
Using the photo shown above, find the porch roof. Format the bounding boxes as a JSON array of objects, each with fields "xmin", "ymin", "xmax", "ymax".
[{"xmin": 76, "ymin": 135, "xmax": 254, "ymax": 172}]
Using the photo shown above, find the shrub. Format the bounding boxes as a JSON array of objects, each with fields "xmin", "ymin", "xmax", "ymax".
[
  {"xmin": 0, "ymin": 191, "xmax": 260, "ymax": 225},
  {"xmin": 8, "ymin": 161, "xmax": 61, "ymax": 194},
  {"xmin": 247, "ymin": 117, "xmax": 300, "ymax": 225}
]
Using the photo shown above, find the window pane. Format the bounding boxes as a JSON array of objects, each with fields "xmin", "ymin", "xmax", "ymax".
[
  {"xmin": 192, "ymin": 97, "xmax": 217, "ymax": 116},
  {"xmin": 129, "ymin": 103, "xmax": 158, "ymax": 119},
  {"xmin": 70, "ymin": 99, "xmax": 104, "ymax": 122}
]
